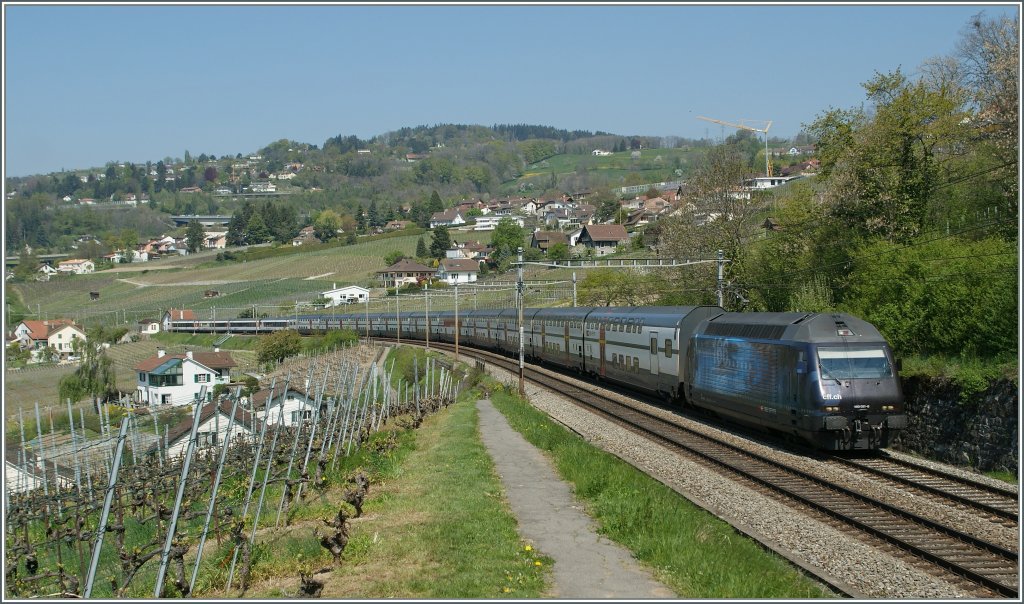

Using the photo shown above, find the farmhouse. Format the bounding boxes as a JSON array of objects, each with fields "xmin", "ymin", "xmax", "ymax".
[
  {"xmin": 57, "ymin": 259, "xmax": 95, "ymax": 274},
  {"xmin": 436, "ymin": 259, "xmax": 479, "ymax": 285},
  {"xmin": 577, "ymin": 224, "xmax": 630, "ymax": 255},
  {"xmin": 134, "ymin": 349, "xmax": 236, "ymax": 407},
  {"xmin": 252, "ymin": 383, "xmax": 321, "ymax": 428},
  {"xmin": 162, "ymin": 309, "xmax": 196, "ymax": 331},
  {"xmin": 13, "ymin": 319, "xmax": 86, "ymax": 359},
  {"xmin": 377, "ymin": 259, "xmax": 435, "ymax": 288}
]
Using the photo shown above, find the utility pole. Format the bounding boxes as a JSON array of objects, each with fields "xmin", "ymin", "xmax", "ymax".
[
  {"xmin": 454, "ymin": 282, "xmax": 459, "ymax": 363},
  {"xmin": 364, "ymin": 292, "xmax": 369, "ymax": 339},
  {"xmin": 424, "ymin": 281, "xmax": 430, "ymax": 351},
  {"xmin": 572, "ymin": 271, "xmax": 577, "ymax": 308},
  {"xmin": 717, "ymin": 249, "xmax": 725, "ymax": 308},
  {"xmin": 395, "ymin": 283, "xmax": 400, "ymax": 345},
  {"xmin": 517, "ymin": 247, "xmax": 525, "ymax": 396}
]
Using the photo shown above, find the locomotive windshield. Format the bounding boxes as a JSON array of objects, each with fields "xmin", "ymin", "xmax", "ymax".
[{"xmin": 816, "ymin": 347, "xmax": 892, "ymax": 379}]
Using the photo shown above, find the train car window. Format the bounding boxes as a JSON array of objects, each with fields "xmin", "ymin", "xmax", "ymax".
[
  {"xmin": 650, "ymin": 337, "xmax": 657, "ymax": 354},
  {"xmin": 633, "ymin": 357, "xmax": 639, "ymax": 373},
  {"xmin": 664, "ymin": 339, "xmax": 672, "ymax": 358}
]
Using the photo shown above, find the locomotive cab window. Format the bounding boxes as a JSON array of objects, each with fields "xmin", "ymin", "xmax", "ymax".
[{"xmin": 817, "ymin": 347, "xmax": 892, "ymax": 379}]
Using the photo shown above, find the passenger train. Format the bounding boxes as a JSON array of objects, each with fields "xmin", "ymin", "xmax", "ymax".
[{"xmin": 169, "ymin": 306, "xmax": 906, "ymax": 451}]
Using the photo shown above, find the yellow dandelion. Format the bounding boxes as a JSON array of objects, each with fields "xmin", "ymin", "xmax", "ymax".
[
  {"xmin": 534, "ymin": 560, "xmax": 542, "ymax": 567},
  {"xmin": 502, "ymin": 587, "xmax": 511, "ymax": 593},
  {"xmin": 524, "ymin": 545, "xmax": 533, "ymax": 552}
]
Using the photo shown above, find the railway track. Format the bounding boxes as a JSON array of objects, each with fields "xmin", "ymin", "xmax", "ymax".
[
  {"xmin": 830, "ymin": 454, "xmax": 1019, "ymax": 524},
  {"xmin": 397, "ymin": 339, "xmax": 1019, "ymax": 598}
]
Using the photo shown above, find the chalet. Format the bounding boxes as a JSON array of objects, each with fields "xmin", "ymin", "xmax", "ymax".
[
  {"xmin": 530, "ymin": 231, "xmax": 568, "ymax": 253},
  {"xmin": 162, "ymin": 309, "xmax": 196, "ymax": 331},
  {"xmin": 377, "ymin": 259, "xmax": 435, "ymax": 288},
  {"xmin": 134, "ymin": 349, "xmax": 236, "ymax": 407},
  {"xmin": 429, "ymin": 208, "xmax": 466, "ymax": 229},
  {"xmin": 436, "ymin": 259, "xmax": 479, "ymax": 285},
  {"xmin": 159, "ymin": 400, "xmax": 258, "ymax": 458},
  {"xmin": 578, "ymin": 224, "xmax": 630, "ymax": 255},
  {"xmin": 57, "ymin": 259, "xmax": 95, "ymax": 275},
  {"xmin": 322, "ymin": 284, "xmax": 369, "ymax": 306}
]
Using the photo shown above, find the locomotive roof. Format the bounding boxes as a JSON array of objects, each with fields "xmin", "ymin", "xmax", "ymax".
[{"xmin": 702, "ymin": 312, "xmax": 887, "ymax": 343}]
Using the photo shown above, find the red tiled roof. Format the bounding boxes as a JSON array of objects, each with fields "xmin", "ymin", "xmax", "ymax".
[
  {"xmin": 156, "ymin": 400, "xmax": 259, "ymax": 449},
  {"xmin": 165, "ymin": 309, "xmax": 196, "ymax": 321},
  {"xmin": 19, "ymin": 319, "xmax": 75, "ymax": 341}
]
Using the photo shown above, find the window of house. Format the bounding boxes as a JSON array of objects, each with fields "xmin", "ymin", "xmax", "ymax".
[
  {"xmin": 195, "ymin": 374, "xmax": 210, "ymax": 383},
  {"xmin": 139, "ymin": 372, "xmax": 145, "ymax": 382}
]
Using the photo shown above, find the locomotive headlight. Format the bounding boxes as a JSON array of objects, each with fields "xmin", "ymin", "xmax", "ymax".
[
  {"xmin": 824, "ymin": 406, "xmax": 839, "ymax": 412},
  {"xmin": 881, "ymin": 405, "xmax": 894, "ymax": 411}
]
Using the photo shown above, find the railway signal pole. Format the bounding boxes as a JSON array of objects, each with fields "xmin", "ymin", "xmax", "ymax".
[{"xmin": 517, "ymin": 247, "xmax": 525, "ymax": 396}]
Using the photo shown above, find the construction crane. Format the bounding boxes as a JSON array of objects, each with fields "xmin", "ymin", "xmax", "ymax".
[{"xmin": 696, "ymin": 116, "xmax": 773, "ymax": 177}]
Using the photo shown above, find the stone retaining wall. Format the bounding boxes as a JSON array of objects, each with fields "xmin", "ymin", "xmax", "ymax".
[{"xmin": 892, "ymin": 377, "xmax": 1018, "ymax": 475}]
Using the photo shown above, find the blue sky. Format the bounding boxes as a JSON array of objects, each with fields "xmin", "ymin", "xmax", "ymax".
[{"xmin": 4, "ymin": 3, "xmax": 1019, "ymax": 177}]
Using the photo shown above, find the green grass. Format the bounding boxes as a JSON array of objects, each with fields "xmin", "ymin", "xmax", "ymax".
[
  {"xmin": 898, "ymin": 353, "xmax": 1017, "ymax": 403},
  {"xmin": 487, "ymin": 382, "xmax": 832, "ymax": 599},
  {"xmin": 985, "ymin": 470, "xmax": 1018, "ymax": 485}
]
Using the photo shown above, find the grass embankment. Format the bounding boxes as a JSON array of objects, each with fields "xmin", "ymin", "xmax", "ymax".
[
  {"xmin": 196, "ymin": 364, "xmax": 547, "ymax": 597},
  {"xmin": 487, "ymin": 381, "xmax": 832, "ymax": 599}
]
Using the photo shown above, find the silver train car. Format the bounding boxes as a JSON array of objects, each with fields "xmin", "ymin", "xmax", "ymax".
[{"xmin": 169, "ymin": 306, "xmax": 906, "ymax": 450}]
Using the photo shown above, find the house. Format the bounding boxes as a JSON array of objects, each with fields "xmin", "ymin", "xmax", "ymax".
[
  {"xmin": 473, "ymin": 215, "xmax": 524, "ymax": 231},
  {"xmin": 204, "ymin": 232, "xmax": 227, "ymax": 249},
  {"xmin": 577, "ymin": 224, "xmax": 630, "ymax": 255},
  {"xmin": 137, "ymin": 319, "xmax": 160, "ymax": 335},
  {"xmin": 592, "ymin": 149, "xmax": 612, "ymax": 156},
  {"xmin": 292, "ymin": 230, "xmax": 322, "ymax": 246},
  {"xmin": 384, "ymin": 220, "xmax": 413, "ymax": 231},
  {"xmin": 56, "ymin": 259, "xmax": 95, "ymax": 275},
  {"xmin": 14, "ymin": 319, "xmax": 77, "ymax": 352},
  {"xmin": 214, "ymin": 187, "xmax": 233, "ymax": 195},
  {"xmin": 530, "ymin": 231, "xmax": 568, "ymax": 253},
  {"xmin": 429, "ymin": 209, "xmax": 466, "ymax": 229},
  {"xmin": 162, "ymin": 309, "xmax": 197, "ymax": 331},
  {"xmin": 179, "ymin": 186, "xmax": 202, "ymax": 194},
  {"xmin": 322, "ymin": 284, "xmax": 369, "ymax": 306},
  {"xmin": 436, "ymin": 259, "xmax": 479, "ymax": 285},
  {"xmin": 160, "ymin": 399, "xmax": 258, "ymax": 458},
  {"xmin": 37, "ymin": 264, "xmax": 58, "ymax": 277},
  {"xmin": 252, "ymin": 383, "xmax": 323, "ymax": 428},
  {"xmin": 376, "ymin": 259, "xmax": 435, "ymax": 288},
  {"xmin": 134, "ymin": 349, "xmax": 237, "ymax": 407},
  {"xmin": 47, "ymin": 323, "xmax": 88, "ymax": 360},
  {"xmin": 103, "ymin": 251, "xmax": 126, "ymax": 264},
  {"xmin": 566, "ymin": 227, "xmax": 584, "ymax": 247},
  {"xmin": 405, "ymin": 153, "xmax": 428, "ymax": 162},
  {"xmin": 250, "ymin": 181, "xmax": 276, "ymax": 193},
  {"xmin": 743, "ymin": 175, "xmax": 804, "ymax": 190}
]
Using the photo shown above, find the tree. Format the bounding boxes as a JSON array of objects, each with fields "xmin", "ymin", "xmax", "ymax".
[
  {"xmin": 186, "ymin": 219, "xmax": 205, "ymax": 253},
  {"xmin": 256, "ymin": 329, "xmax": 303, "ymax": 364},
  {"xmin": 490, "ymin": 217, "xmax": 527, "ymax": 270},
  {"xmin": 245, "ymin": 212, "xmax": 272, "ymax": 244},
  {"xmin": 226, "ymin": 211, "xmax": 247, "ymax": 246},
  {"xmin": 58, "ymin": 342, "xmax": 116, "ymax": 403},
  {"xmin": 356, "ymin": 206, "xmax": 367, "ymax": 232},
  {"xmin": 368, "ymin": 200, "xmax": 380, "ymax": 228},
  {"xmin": 547, "ymin": 242, "xmax": 569, "ymax": 261},
  {"xmin": 427, "ymin": 190, "xmax": 444, "ymax": 213},
  {"xmin": 384, "ymin": 250, "xmax": 405, "ymax": 266},
  {"xmin": 314, "ymin": 209, "xmax": 343, "ymax": 242},
  {"xmin": 429, "ymin": 226, "xmax": 452, "ymax": 258},
  {"xmin": 203, "ymin": 166, "xmax": 218, "ymax": 183},
  {"xmin": 416, "ymin": 237, "xmax": 428, "ymax": 258},
  {"xmin": 13, "ymin": 246, "xmax": 39, "ymax": 282}
]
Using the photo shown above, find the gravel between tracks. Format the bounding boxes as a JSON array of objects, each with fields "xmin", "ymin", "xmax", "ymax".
[{"xmin": 485, "ymin": 364, "xmax": 990, "ymax": 599}]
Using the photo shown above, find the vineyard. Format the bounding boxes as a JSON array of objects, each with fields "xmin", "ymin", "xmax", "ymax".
[{"xmin": 5, "ymin": 344, "xmax": 464, "ymax": 598}]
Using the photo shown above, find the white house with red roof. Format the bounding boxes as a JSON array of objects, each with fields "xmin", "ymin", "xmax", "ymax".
[
  {"xmin": 436, "ymin": 258, "xmax": 480, "ymax": 285},
  {"xmin": 134, "ymin": 348, "xmax": 237, "ymax": 406},
  {"xmin": 162, "ymin": 309, "xmax": 197, "ymax": 331},
  {"xmin": 13, "ymin": 319, "xmax": 86, "ymax": 360}
]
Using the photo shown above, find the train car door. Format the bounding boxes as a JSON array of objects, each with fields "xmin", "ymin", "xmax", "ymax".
[
  {"xmin": 649, "ymin": 330, "xmax": 660, "ymax": 376},
  {"xmin": 599, "ymin": 324, "xmax": 606, "ymax": 377}
]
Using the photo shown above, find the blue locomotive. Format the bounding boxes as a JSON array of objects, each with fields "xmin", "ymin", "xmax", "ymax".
[{"xmin": 168, "ymin": 305, "xmax": 905, "ymax": 450}]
